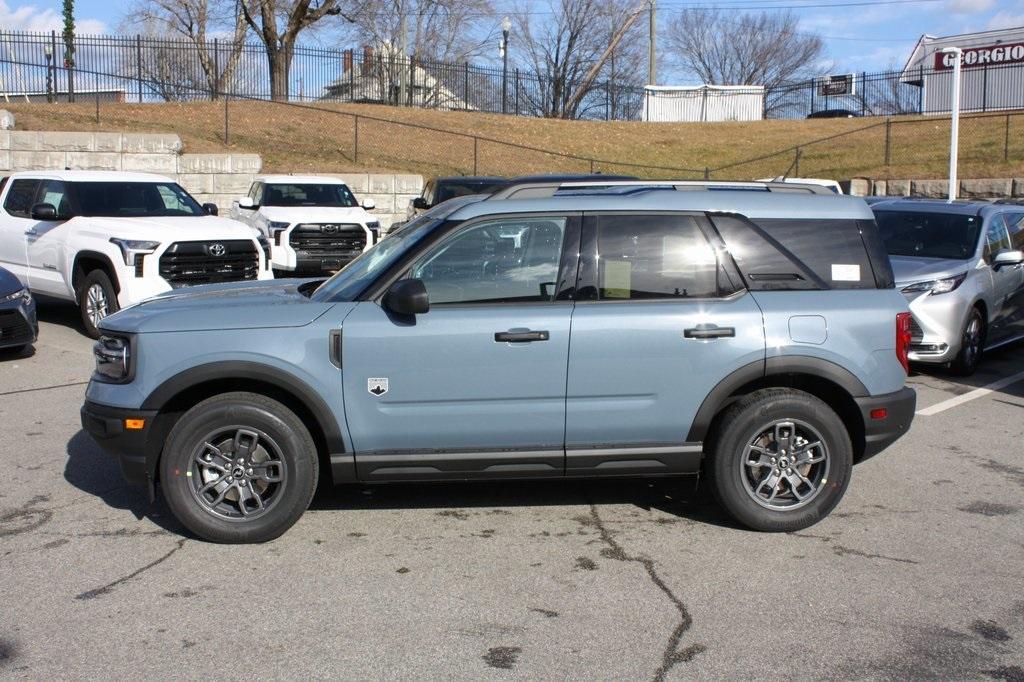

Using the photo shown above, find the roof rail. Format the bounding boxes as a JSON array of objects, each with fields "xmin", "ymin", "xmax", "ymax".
[{"xmin": 488, "ymin": 179, "xmax": 837, "ymax": 200}]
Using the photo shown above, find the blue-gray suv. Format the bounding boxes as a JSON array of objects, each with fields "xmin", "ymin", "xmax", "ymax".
[{"xmin": 82, "ymin": 183, "xmax": 916, "ymax": 543}]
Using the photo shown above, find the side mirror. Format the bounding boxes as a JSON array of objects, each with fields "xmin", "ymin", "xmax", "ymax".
[
  {"xmin": 412, "ymin": 197, "xmax": 429, "ymax": 210},
  {"xmin": 238, "ymin": 197, "xmax": 257, "ymax": 209},
  {"xmin": 30, "ymin": 203, "xmax": 58, "ymax": 221},
  {"xmin": 383, "ymin": 278, "xmax": 429, "ymax": 316},
  {"xmin": 202, "ymin": 202, "xmax": 219, "ymax": 216},
  {"xmin": 993, "ymin": 249, "xmax": 1023, "ymax": 269},
  {"xmin": 362, "ymin": 198, "xmax": 376, "ymax": 211}
]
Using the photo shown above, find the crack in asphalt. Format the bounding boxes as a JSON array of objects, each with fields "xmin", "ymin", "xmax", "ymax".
[
  {"xmin": 0, "ymin": 381, "xmax": 89, "ymax": 397},
  {"xmin": 582, "ymin": 504, "xmax": 705, "ymax": 681},
  {"xmin": 75, "ymin": 539, "xmax": 186, "ymax": 600}
]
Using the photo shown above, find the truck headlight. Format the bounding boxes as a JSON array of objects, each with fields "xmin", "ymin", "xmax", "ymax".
[
  {"xmin": 268, "ymin": 222, "xmax": 289, "ymax": 245},
  {"xmin": 1, "ymin": 287, "xmax": 31, "ymax": 306},
  {"xmin": 110, "ymin": 238, "xmax": 160, "ymax": 267},
  {"xmin": 93, "ymin": 334, "xmax": 132, "ymax": 383},
  {"xmin": 901, "ymin": 272, "xmax": 966, "ymax": 296}
]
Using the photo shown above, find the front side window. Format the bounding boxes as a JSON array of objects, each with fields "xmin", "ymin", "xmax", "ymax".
[
  {"xmin": 412, "ymin": 217, "xmax": 567, "ymax": 304},
  {"xmin": 261, "ymin": 184, "xmax": 357, "ymax": 208},
  {"xmin": 74, "ymin": 182, "xmax": 204, "ymax": 217},
  {"xmin": 1002, "ymin": 213, "xmax": 1024, "ymax": 251},
  {"xmin": 596, "ymin": 215, "xmax": 725, "ymax": 300},
  {"xmin": 875, "ymin": 210, "xmax": 981, "ymax": 260},
  {"xmin": 3, "ymin": 179, "xmax": 40, "ymax": 218}
]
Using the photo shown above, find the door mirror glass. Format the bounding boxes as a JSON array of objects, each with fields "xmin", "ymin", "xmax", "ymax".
[
  {"xmin": 384, "ymin": 278, "xmax": 430, "ymax": 315},
  {"xmin": 30, "ymin": 202, "xmax": 58, "ymax": 221},
  {"xmin": 238, "ymin": 197, "xmax": 257, "ymax": 209},
  {"xmin": 362, "ymin": 198, "xmax": 376, "ymax": 211},
  {"xmin": 993, "ymin": 249, "xmax": 1023, "ymax": 269},
  {"xmin": 412, "ymin": 196, "xmax": 429, "ymax": 210},
  {"xmin": 202, "ymin": 202, "xmax": 219, "ymax": 216}
]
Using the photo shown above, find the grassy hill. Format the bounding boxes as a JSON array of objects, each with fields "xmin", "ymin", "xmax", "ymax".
[{"xmin": 6, "ymin": 100, "xmax": 1022, "ymax": 181}]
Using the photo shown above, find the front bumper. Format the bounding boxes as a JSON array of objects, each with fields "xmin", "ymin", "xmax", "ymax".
[
  {"xmin": 0, "ymin": 296, "xmax": 38, "ymax": 349},
  {"xmin": 902, "ymin": 289, "xmax": 972, "ymax": 364},
  {"xmin": 80, "ymin": 400, "xmax": 159, "ymax": 487},
  {"xmin": 855, "ymin": 387, "xmax": 916, "ymax": 462}
]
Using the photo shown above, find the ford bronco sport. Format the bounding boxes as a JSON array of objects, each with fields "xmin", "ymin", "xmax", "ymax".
[{"xmin": 82, "ymin": 182, "xmax": 916, "ymax": 543}]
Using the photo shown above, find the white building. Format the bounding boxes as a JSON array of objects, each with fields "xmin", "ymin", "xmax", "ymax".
[
  {"xmin": 900, "ymin": 27, "xmax": 1024, "ymax": 114},
  {"xmin": 641, "ymin": 85, "xmax": 764, "ymax": 122}
]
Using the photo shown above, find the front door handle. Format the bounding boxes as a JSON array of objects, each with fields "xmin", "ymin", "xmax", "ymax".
[
  {"xmin": 684, "ymin": 325, "xmax": 735, "ymax": 339},
  {"xmin": 24, "ymin": 228, "xmax": 37, "ymax": 236},
  {"xmin": 495, "ymin": 330, "xmax": 549, "ymax": 342}
]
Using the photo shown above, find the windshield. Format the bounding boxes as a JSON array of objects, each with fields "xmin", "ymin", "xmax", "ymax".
[
  {"xmin": 436, "ymin": 180, "xmax": 503, "ymax": 204},
  {"xmin": 74, "ymin": 182, "xmax": 205, "ymax": 217},
  {"xmin": 263, "ymin": 183, "xmax": 358, "ymax": 207},
  {"xmin": 874, "ymin": 210, "xmax": 981, "ymax": 260}
]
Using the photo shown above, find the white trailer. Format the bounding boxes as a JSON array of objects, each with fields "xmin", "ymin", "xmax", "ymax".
[{"xmin": 641, "ymin": 84, "xmax": 765, "ymax": 122}]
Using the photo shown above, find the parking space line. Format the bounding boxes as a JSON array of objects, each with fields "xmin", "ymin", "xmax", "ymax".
[
  {"xmin": 0, "ymin": 381, "xmax": 89, "ymax": 397},
  {"xmin": 916, "ymin": 369, "xmax": 1024, "ymax": 416}
]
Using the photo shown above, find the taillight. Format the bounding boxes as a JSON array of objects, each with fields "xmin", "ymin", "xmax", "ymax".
[{"xmin": 896, "ymin": 312, "xmax": 912, "ymax": 374}]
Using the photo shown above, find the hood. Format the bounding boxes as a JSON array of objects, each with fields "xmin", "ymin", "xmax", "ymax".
[
  {"xmin": 889, "ymin": 255, "xmax": 973, "ymax": 286},
  {"xmin": 74, "ymin": 215, "xmax": 260, "ymax": 240},
  {"xmin": 0, "ymin": 266, "xmax": 26, "ymax": 296},
  {"xmin": 258, "ymin": 206, "xmax": 371, "ymax": 224},
  {"xmin": 101, "ymin": 278, "xmax": 343, "ymax": 333}
]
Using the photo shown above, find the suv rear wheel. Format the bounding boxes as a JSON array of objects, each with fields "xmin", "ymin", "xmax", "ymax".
[
  {"xmin": 160, "ymin": 392, "xmax": 318, "ymax": 543},
  {"xmin": 707, "ymin": 389, "xmax": 853, "ymax": 532},
  {"xmin": 78, "ymin": 269, "xmax": 119, "ymax": 339}
]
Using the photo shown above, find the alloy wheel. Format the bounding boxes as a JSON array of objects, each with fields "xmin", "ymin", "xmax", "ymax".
[
  {"xmin": 188, "ymin": 427, "xmax": 288, "ymax": 520},
  {"xmin": 740, "ymin": 419, "xmax": 830, "ymax": 511},
  {"xmin": 85, "ymin": 283, "xmax": 109, "ymax": 328}
]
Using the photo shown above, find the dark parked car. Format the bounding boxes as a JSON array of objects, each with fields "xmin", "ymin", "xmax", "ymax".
[
  {"xmin": 0, "ymin": 265, "xmax": 37, "ymax": 352},
  {"xmin": 807, "ymin": 109, "xmax": 860, "ymax": 119},
  {"xmin": 406, "ymin": 176, "xmax": 506, "ymax": 221}
]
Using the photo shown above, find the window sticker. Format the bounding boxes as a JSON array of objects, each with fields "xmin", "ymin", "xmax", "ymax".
[
  {"xmin": 603, "ymin": 260, "xmax": 632, "ymax": 298},
  {"xmin": 831, "ymin": 264, "xmax": 860, "ymax": 282}
]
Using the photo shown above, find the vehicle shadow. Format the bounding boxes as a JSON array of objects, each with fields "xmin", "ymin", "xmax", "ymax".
[
  {"xmin": 64, "ymin": 430, "xmax": 186, "ymax": 535},
  {"xmin": 909, "ymin": 340, "xmax": 1024, "ymax": 401},
  {"xmin": 34, "ymin": 299, "xmax": 84, "ymax": 334},
  {"xmin": 0, "ymin": 344, "xmax": 35, "ymax": 361}
]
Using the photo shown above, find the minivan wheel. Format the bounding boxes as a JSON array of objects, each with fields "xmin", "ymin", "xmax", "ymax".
[
  {"xmin": 707, "ymin": 389, "xmax": 853, "ymax": 532},
  {"xmin": 948, "ymin": 309, "xmax": 984, "ymax": 376},
  {"xmin": 78, "ymin": 270, "xmax": 119, "ymax": 339},
  {"xmin": 160, "ymin": 392, "xmax": 318, "ymax": 543}
]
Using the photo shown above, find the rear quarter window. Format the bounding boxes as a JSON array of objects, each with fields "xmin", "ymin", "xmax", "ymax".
[{"xmin": 711, "ymin": 215, "xmax": 883, "ymax": 290}]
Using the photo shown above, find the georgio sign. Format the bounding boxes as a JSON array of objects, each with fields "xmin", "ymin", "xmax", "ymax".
[{"xmin": 935, "ymin": 43, "xmax": 1024, "ymax": 69}]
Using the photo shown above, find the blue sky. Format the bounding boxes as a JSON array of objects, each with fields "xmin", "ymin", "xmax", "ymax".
[{"xmin": 2, "ymin": 0, "xmax": 1023, "ymax": 75}]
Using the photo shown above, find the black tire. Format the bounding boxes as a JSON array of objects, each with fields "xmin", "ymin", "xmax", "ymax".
[
  {"xmin": 707, "ymin": 388, "xmax": 853, "ymax": 532},
  {"xmin": 160, "ymin": 392, "xmax": 319, "ymax": 543},
  {"xmin": 77, "ymin": 269, "xmax": 119, "ymax": 339},
  {"xmin": 948, "ymin": 308, "xmax": 984, "ymax": 377}
]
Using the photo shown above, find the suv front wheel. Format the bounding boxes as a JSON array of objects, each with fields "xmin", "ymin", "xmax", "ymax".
[
  {"xmin": 707, "ymin": 389, "xmax": 853, "ymax": 532},
  {"xmin": 160, "ymin": 392, "xmax": 319, "ymax": 543}
]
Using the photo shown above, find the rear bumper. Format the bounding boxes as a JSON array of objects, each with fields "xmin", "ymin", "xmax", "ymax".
[
  {"xmin": 80, "ymin": 400, "xmax": 158, "ymax": 487},
  {"xmin": 855, "ymin": 387, "xmax": 916, "ymax": 462}
]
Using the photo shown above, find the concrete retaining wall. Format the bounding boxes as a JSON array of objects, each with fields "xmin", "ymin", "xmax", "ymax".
[
  {"xmin": 0, "ymin": 111, "xmax": 421, "ymax": 228},
  {"xmin": 844, "ymin": 176, "xmax": 1024, "ymax": 199}
]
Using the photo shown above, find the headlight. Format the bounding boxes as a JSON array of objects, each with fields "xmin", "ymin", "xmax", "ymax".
[
  {"xmin": 93, "ymin": 335, "xmax": 132, "ymax": 383},
  {"xmin": 267, "ymin": 221, "xmax": 289, "ymax": 245},
  {"xmin": 110, "ymin": 238, "xmax": 160, "ymax": 267},
  {"xmin": 1, "ymin": 287, "xmax": 31, "ymax": 305},
  {"xmin": 901, "ymin": 272, "xmax": 967, "ymax": 296}
]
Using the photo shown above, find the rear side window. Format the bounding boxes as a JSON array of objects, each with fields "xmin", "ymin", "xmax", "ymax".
[
  {"xmin": 595, "ymin": 214, "xmax": 739, "ymax": 299},
  {"xmin": 3, "ymin": 179, "xmax": 40, "ymax": 218},
  {"xmin": 711, "ymin": 215, "xmax": 878, "ymax": 290},
  {"xmin": 1001, "ymin": 213, "xmax": 1024, "ymax": 250}
]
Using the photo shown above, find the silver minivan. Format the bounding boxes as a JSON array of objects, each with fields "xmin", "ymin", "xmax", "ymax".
[{"xmin": 873, "ymin": 199, "xmax": 1024, "ymax": 375}]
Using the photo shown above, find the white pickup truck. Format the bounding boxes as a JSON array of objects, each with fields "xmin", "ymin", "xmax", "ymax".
[
  {"xmin": 0, "ymin": 170, "xmax": 272, "ymax": 337},
  {"xmin": 231, "ymin": 175, "xmax": 379, "ymax": 276}
]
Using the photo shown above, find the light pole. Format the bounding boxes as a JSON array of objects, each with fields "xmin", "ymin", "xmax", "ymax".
[
  {"xmin": 501, "ymin": 16, "xmax": 511, "ymax": 114},
  {"xmin": 44, "ymin": 44, "xmax": 53, "ymax": 103},
  {"xmin": 940, "ymin": 46, "xmax": 962, "ymax": 202}
]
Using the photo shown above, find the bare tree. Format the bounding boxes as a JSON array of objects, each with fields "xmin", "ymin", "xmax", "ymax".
[
  {"xmin": 665, "ymin": 10, "xmax": 825, "ymax": 115},
  {"xmin": 241, "ymin": 0, "xmax": 360, "ymax": 100},
  {"xmin": 124, "ymin": 0, "xmax": 249, "ymax": 99},
  {"xmin": 352, "ymin": 0, "xmax": 492, "ymax": 63},
  {"xmin": 514, "ymin": 0, "xmax": 645, "ymax": 119}
]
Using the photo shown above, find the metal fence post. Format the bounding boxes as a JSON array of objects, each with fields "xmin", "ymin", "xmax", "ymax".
[
  {"xmin": 213, "ymin": 38, "xmax": 220, "ymax": 101},
  {"xmin": 515, "ymin": 69, "xmax": 519, "ymax": 115},
  {"xmin": 136, "ymin": 35, "xmax": 144, "ymax": 103},
  {"xmin": 95, "ymin": 86, "xmax": 100, "ymax": 123},
  {"xmin": 981, "ymin": 65, "xmax": 988, "ymax": 113},
  {"xmin": 1006, "ymin": 113, "xmax": 1011, "ymax": 164},
  {"xmin": 353, "ymin": 115, "xmax": 359, "ymax": 162},
  {"xmin": 884, "ymin": 117, "xmax": 892, "ymax": 168},
  {"xmin": 861, "ymin": 72, "xmax": 867, "ymax": 116},
  {"xmin": 224, "ymin": 93, "xmax": 229, "ymax": 144},
  {"xmin": 918, "ymin": 66, "xmax": 924, "ymax": 114},
  {"xmin": 464, "ymin": 62, "xmax": 469, "ymax": 109},
  {"xmin": 473, "ymin": 137, "xmax": 478, "ymax": 174},
  {"xmin": 795, "ymin": 147, "xmax": 801, "ymax": 176},
  {"xmin": 703, "ymin": 167, "xmax": 710, "ymax": 180},
  {"xmin": 590, "ymin": 159, "xmax": 595, "ymax": 173}
]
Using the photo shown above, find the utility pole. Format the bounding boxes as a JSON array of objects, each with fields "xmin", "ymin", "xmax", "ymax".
[
  {"xmin": 398, "ymin": 11, "xmax": 408, "ymax": 106},
  {"xmin": 648, "ymin": 0, "xmax": 656, "ymax": 86},
  {"xmin": 940, "ymin": 46, "xmax": 962, "ymax": 202}
]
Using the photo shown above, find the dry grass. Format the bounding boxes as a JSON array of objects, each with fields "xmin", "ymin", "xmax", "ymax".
[{"xmin": 6, "ymin": 99, "xmax": 1023, "ymax": 180}]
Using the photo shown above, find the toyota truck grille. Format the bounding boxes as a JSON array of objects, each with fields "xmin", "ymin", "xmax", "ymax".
[
  {"xmin": 0, "ymin": 310, "xmax": 35, "ymax": 345},
  {"xmin": 290, "ymin": 224, "xmax": 366, "ymax": 256},
  {"xmin": 159, "ymin": 240, "xmax": 259, "ymax": 288}
]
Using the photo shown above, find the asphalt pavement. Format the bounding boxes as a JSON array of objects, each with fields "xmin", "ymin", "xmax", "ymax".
[{"xmin": 1, "ymin": 302, "xmax": 1022, "ymax": 680}]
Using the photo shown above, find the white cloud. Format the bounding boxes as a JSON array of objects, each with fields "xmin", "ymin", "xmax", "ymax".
[
  {"xmin": 987, "ymin": 10, "xmax": 1024, "ymax": 29},
  {"xmin": 0, "ymin": 1, "xmax": 107, "ymax": 34},
  {"xmin": 945, "ymin": 0, "xmax": 995, "ymax": 13}
]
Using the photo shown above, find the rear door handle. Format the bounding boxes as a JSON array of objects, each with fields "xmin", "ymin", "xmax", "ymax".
[
  {"xmin": 495, "ymin": 330, "xmax": 549, "ymax": 342},
  {"xmin": 684, "ymin": 325, "xmax": 735, "ymax": 339}
]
